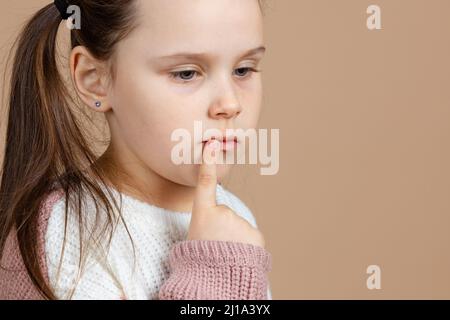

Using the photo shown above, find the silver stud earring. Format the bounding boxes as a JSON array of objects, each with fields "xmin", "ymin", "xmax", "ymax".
[{"xmin": 95, "ymin": 101, "xmax": 102, "ymax": 108}]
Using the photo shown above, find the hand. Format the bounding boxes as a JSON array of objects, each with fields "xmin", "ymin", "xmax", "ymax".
[{"xmin": 187, "ymin": 139, "xmax": 266, "ymax": 248}]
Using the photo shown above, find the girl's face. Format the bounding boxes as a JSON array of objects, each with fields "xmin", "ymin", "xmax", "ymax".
[{"xmin": 104, "ymin": 0, "xmax": 265, "ymax": 188}]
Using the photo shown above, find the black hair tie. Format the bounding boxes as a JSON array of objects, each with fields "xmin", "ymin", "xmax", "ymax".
[{"xmin": 54, "ymin": 0, "xmax": 71, "ymax": 20}]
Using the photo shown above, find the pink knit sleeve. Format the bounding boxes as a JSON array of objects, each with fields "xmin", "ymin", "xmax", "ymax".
[{"xmin": 158, "ymin": 239, "xmax": 272, "ymax": 300}]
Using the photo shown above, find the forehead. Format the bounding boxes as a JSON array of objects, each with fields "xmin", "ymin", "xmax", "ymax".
[{"xmin": 131, "ymin": 0, "xmax": 264, "ymax": 58}]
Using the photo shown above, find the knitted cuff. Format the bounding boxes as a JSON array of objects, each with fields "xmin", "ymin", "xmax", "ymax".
[{"xmin": 158, "ymin": 239, "xmax": 272, "ymax": 300}]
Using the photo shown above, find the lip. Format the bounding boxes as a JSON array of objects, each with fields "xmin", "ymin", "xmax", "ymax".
[{"xmin": 202, "ymin": 136, "xmax": 239, "ymax": 151}]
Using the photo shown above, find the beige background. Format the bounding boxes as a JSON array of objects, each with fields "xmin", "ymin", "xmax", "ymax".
[{"xmin": 1, "ymin": 0, "xmax": 450, "ymax": 299}]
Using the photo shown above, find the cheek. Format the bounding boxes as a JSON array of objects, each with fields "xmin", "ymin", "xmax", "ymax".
[
  {"xmin": 108, "ymin": 68, "xmax": 263, "ymax": 186},
  {"xmin": 239, "ymin": 103, "xmax": 262, "ymax": 132},
  {"xmin": 111, "ymin": 68, "xmax": 197, "ymax": 140},
  {"xmin": 239, "ymin": 78, "xmax": 263, "ymax": 127},
  {"xmin": 109, "ymin": 72, "xmax": 207, "ymax": 185}
]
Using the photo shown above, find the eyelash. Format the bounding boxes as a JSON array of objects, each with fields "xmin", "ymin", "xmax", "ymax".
[{"xmin": 169, "ymin": 67, "xmax": 261, "ymax": 83}]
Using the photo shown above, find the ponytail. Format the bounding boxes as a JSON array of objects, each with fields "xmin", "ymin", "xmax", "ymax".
[
  {"xmin": 0, "ymin": 0, "xmax": 147, "ymax": 300},
  {"xmin": 0, "ymin": 3, "xmax": 104, "ymax": 299}
]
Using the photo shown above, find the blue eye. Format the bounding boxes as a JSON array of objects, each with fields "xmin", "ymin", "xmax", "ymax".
[
  {"xmin": 170, "ymin": 70, "xmax": 199, "ymax": 81},
  {"xmin": 234, "ymin": 67, "xmax": 261, "ymax": 78},
  {"xmin": 169, "ymin": 67, "xmax": 261, "ymax": 83}
]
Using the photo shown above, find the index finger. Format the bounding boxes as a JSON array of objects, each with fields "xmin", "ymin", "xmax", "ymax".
[{"xmin": 193, "ymin": 139, "xmax": 221, "ymax": 210}]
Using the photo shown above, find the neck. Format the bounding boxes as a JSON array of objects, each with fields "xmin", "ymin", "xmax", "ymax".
[{"xmin": 94, "ymin": 146, "xmax": 197, "ymax": 213}]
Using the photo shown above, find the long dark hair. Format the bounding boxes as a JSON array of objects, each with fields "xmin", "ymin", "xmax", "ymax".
[
  {"xmin": 0, "ymin": 0, "xmax": 140, "ymax": 300},
  {"xmin": 0, "ymin": 0, "xmax": 267, "ymax": 300}
]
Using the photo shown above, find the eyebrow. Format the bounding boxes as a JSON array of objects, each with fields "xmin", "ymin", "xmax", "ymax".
[{"xmin": 155, "ymin": 46, "xmax": 266, "ymax": 61}]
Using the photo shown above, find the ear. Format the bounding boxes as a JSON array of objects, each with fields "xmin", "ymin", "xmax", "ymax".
[{"xmin": 70, "ymin": 46, "xmax": 111, "ymax": 112}]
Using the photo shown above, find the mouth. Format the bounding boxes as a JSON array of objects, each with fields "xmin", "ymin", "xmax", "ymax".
[{"xmin": 202, "ymin": 136, "xmax": 239, "ymax": 152}]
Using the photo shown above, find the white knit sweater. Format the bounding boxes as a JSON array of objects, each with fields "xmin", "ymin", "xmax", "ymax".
[{"xmin": 44, "ymin": 183, "xmax": 272, "ymax": 300}]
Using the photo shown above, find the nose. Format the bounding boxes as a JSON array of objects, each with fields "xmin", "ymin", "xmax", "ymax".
[{"xmin": 208, "ymin": 80, "xmax": 243, "ymax": 120}]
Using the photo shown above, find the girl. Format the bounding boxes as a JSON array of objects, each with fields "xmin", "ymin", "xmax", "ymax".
[{"xmin": 0, "ymin": 0, "xmax": 271, "ymax": 300}]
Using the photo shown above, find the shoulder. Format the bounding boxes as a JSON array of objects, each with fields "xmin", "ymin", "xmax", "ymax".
[
  {"xmin": 0, "ymin": 189, "xmax": 65, "ymax": 299},
  {"xmin": 38, "ymin": 189, "xmax": 66, "ymax": 232},
  {"xmin": 44, "ymin": 189, "xmax": 79, "ymax": 252},
  {"xmin": 42, "ymin": 189, "xmax": 82, "ymax": 279},
  {"xmin": 44, "ymin": 188, "xmax": 106, "ymax": 266},
  {"xmin": 43, "ymin": 189, "xmax": 124, "ymax": 299},
  {"xmin": 216, "ymin": 184, "xmax": 258, "ymax": 229}
]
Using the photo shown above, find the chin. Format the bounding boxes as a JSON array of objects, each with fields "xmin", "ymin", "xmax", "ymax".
[{"xmin": 176, "ymin": 163, "xmax": 233, "ymax": 187}]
